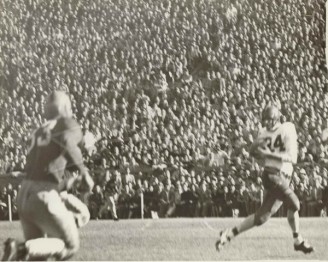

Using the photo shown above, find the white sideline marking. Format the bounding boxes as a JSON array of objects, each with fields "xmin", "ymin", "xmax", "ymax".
[
  {"xmin": 141, "ymin": 220, "xmax": 152, "ymax": 231},
  {"xmin": 202, "ymin": 220, "xmax": 219, "ymax": 232}
]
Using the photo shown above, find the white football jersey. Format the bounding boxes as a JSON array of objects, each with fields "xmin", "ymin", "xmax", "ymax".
[{"xmin": 257, "ymin": 122, "xmax": 298, "ymax": 176}]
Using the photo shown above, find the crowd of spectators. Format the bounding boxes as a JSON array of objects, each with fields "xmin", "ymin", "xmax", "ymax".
[{"xmin": 0, "ymin": 0, "xmax": 328, "ymax": 219}]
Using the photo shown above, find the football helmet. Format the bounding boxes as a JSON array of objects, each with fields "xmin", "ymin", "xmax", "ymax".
[
  {"xmin": 261, "ymin": 105, "xmax": 281, "ymax": 131},
  {"xmin": 44, "ymin": 91, "xmax": 73, "ymax": 120}
]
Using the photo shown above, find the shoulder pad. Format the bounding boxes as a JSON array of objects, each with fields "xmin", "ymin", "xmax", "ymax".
[
  {"xmin": 56, "ymin": 117, "xmax": 82, "ymax": 144},
  {"xmin": 281, "ymin": 122, "xmax": 296, "ymax": 131}
]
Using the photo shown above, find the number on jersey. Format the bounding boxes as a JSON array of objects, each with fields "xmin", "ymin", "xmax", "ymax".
[{"xmin": 264, "ymin": 134, "xmax": 285, "ymax": 152}]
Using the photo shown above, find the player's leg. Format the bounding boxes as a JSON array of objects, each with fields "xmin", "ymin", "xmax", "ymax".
[
  {"xmin": 20, "ymin": 219, "xmax": 44, "ymax": 240},
  {"xmin": 284, "ymin": 189, "xmax": 314, "ymax": 253},
  {"xmin": 3, "ymin": 182, "xmax": 75, "ymax": 261},
  {"xmin": 216, "ymin": 216, "xmax": 255, "ymax": 251},
  {"xmin": 1, "ymin": 219, "xmax": 40, "ymax": 261},
  {"xmin": 2, "ymin": 181, "xmax": 43, "ymax": 261},
  {"xmin": 27, "ymin": 189, "xmax": 80, "ymax": 260},
  {"xmin": 16, "ymin": 188, "xmax": 80, "ymax": 260},
  {"xmin": 285, "ymin": 190, "xmax": 300, "ymax": 238},
  {"xmin": 216, "ymin": 189, "xmax": 282, "ymax": 251},
  {"xmin": 22, "ymin": 190, "xmax": 79, "ymax": 260}
]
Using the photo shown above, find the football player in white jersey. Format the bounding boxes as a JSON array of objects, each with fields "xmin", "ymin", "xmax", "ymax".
[{"xmin": 216, "ymin": 105, "xmax": 314, "ymax": 254}]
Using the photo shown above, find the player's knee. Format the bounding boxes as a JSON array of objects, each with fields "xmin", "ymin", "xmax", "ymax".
[
  {"xmin": 69, "ymin": 240, "xmax": 80, "ymax": 254},
  {"xmin": 254, "ymin": 212, "xmax": 272, "ymax": 226},
  {"xmin": 62, "ymin": 237, "xmax": 80, "ymax": 260},
  {"xmin": 289, "ymin": 198, "xmax": 300, "ymax": 212},
  {"xmin": 286, "ymin": 193, "xmax": 300, "ymax": 212}
]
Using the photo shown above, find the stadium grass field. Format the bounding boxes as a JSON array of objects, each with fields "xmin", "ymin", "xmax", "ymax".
[{"xmin": 0, "ymin": 218, "xmax": 327, "ymax": 261}]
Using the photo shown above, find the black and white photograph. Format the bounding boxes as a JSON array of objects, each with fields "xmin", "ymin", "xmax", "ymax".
[{"xmin": 0, "ymin": 0, "xmax": 327, "ymax": 260}]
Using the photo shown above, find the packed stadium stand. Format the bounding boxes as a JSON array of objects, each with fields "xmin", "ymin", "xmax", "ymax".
[{"xmin": 0, "ymin": 0, "xmax": 328, "ymax": 220}]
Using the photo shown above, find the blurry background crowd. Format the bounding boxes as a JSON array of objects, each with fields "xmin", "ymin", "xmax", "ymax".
[{"xmin": 1, "ymin": 0, "xmax": 328, "ymax": 220}]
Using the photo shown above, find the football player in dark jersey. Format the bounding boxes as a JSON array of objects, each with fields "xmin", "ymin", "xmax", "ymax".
[{"xmin": 2, "ymin": 91, "xmax": 94, "ymax": 261}]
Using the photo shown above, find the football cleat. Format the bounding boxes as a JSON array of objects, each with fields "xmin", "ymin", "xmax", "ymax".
[
  {"xmin": 215, "ymin": 229, "xmax": 231, "ymax": 252},
  {"xmin": 113, "ymin": 216, "xmax": 119, "ymax": 222},
  {"xmin": 2, "ymin": 238, "xmax": 18, "ymax": 261},
  {"xmin": 294, "ymin": 240, "xmax": 314, "ymax": 254},
  {"xmin": 1, "ymin": 238, "xmax": 28, "ymax": 261}
]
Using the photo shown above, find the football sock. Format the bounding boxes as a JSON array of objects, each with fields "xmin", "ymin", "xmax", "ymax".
[
  {"xmin": 293, "ymin": 233, "xmax": 303, "ymax": 245},
  {"xmin": 16, "ymin": 242, "xmax": 28, "ymax": 260},
  {"xmin": 232, "ymin": 227, "xmax": 239, "ymax": 236},
  {"xmin": 226, "ymin": 227, "xmax": 239, "ymax": 240}
]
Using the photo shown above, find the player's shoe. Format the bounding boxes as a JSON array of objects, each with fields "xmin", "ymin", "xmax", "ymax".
[
  {"xmin": 215, "ymin": 229, "xmax": 231, "ymax": 252},
  {"xmin": 1, "ymin": 238, "xmax": 28, "ymax": 261},
  {"xmin": 113, "ymin": 216, "xmax": 119, "ymax": 221},
  {"xmin": 2, "ymin": 238, "xmax": 19, "ymax": 261},
  {"xmin": 294, "ymin": 240, "xmax": 314, "ymax": 254}
]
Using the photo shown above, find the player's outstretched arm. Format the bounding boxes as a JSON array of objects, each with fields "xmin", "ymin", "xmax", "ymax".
[
  {"xmin": 63, "ymin": 138, "xmax": 94, "ymax": 193},
  {"xmin": 258, "ymin": 150, "xmax": 296, "ymax": 164},
  {"xmin": 59, "ymin": 119, "xmax": 94, "ymax": 192}
]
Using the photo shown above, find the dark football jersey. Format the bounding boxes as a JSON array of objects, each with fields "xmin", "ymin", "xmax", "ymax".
[{"xmin": 25, "ymin": 117, "xmax": 85, "ymax": 184}]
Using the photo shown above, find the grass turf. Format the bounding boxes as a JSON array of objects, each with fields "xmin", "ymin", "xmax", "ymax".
[{"xmin": 0, "ymin": 217, "xmax": 326, "ymax": 261}]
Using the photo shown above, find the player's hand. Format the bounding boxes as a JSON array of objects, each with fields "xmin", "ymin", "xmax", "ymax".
[
  {"xmin": 58, "ymin": 172, "xmax": 78, "ymax": 192},
  {"xmin": 65, "ymin": 174, "xmax": 78, "ymax": 191},
  {"xmin": 257, "ymin": 148, "xmax": 281, "ymax": 162},
  {"xmin": 257, "ymin": 147, "xmax": 268, "ymax": 156},
  {"xmin": 253, "ymin": 137, "xmax": 267, "ymax": 149}
]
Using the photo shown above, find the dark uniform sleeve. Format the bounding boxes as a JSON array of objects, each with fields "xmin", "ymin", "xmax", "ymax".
[{"xmin": 55, "ymin": 118, "xmax": 87, "ymax": 174}]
